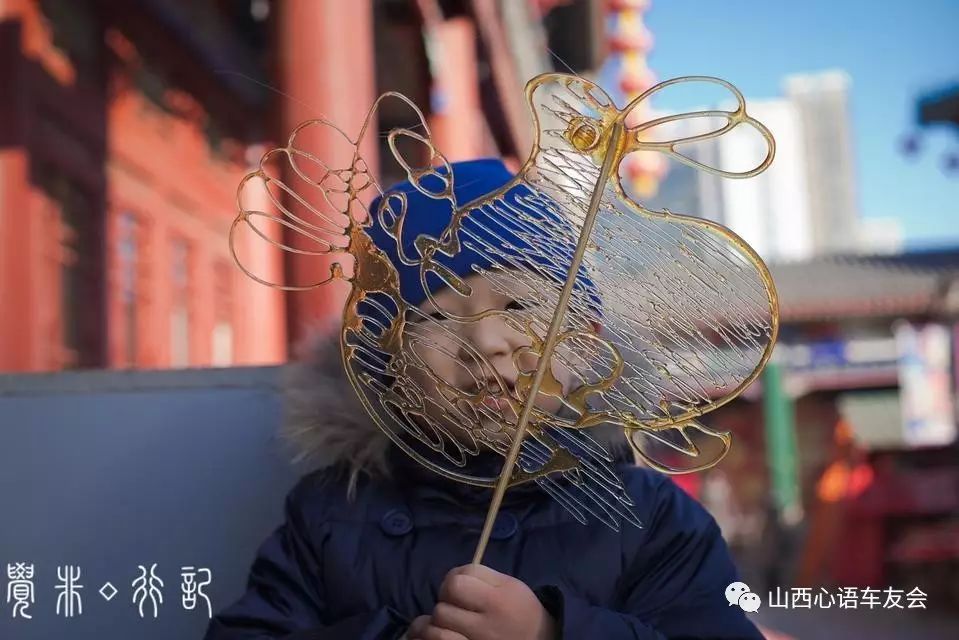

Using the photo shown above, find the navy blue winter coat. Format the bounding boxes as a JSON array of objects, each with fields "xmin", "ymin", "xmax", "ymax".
[{"xmin": 204, "ymin": 340, "xmax": 763, "ymax": 640}]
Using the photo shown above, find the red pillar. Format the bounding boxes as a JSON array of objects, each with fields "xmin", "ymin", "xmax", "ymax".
[
  {"xmin": 471, "ymin": 0, "xmax": 529, "ymax": 159},
  {"xmin": 233, "ymin": 155, "xmax": 288, "ymax": 366},
  {"xmin": 0, "ymin": 2, "xmax": 35, "ymax": 371},
  {"xmin": 428, "ymin": 17, "xmax": 486, "ymax": 161},
  {"xmin": 276, "ymin": 0, "xmax": 378, "ymax": 347}
]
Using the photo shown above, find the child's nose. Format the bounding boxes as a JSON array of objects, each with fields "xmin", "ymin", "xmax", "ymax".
[{"xmin": 468, "ymin": 316, "xmax": 516, "ymax": 362}]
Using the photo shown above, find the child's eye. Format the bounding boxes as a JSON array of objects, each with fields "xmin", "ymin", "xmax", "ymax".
[
  {"xmin": 505, "ymin": 300, "xmax": 527, "ymax": 312},
  {"xmin": 405, "ymin": 308, "xmax": 449, "ymax": 323}
]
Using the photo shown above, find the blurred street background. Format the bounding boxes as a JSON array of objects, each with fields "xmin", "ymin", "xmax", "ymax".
[{"xmin": 1, "ymin": 1, "xmax": 957, "ymax": 638}]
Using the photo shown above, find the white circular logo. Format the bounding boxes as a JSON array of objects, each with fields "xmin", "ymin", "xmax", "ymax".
[
  {"xmin": 725, "ymin": 582, "xmax": 761, "ymax": 613},
  {"xmin": 739, "ymin": 591, "xmax": 762, "ymax": 613}
]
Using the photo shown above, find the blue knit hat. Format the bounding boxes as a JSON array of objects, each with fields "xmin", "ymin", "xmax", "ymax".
[{"xmin": 367, "ymin": 158, "xmax": 600, "ymax": 315}]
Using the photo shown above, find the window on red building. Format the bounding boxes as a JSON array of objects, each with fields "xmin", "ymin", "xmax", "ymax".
[
  {"xmin": 212, "ymin": 260, "xmax": 234, "ymax": 367},
  {"xmin": 118, "ymin": 212, "xmax": 139, "ymax": 367},
  {"xmin": 38, "ymin": 169, "xmax": 104, "ymax": 369},
  {"xmin": 170, "ymin": 237, "xmax": 191, "ymax": 368}
]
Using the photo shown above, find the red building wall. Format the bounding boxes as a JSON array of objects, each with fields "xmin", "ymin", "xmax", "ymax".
[
  {"xmin": 1, "ymin": 0, "xmax": 533, "ymax": 373},
  {"xmin": 0, "ymin": 0, "xmax": 287, "ymax": 372}
]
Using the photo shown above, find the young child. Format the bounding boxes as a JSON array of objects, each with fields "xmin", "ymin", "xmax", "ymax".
[{"xmin": 204, "ymin": 159, "xmax": 764, "ymax": 640}]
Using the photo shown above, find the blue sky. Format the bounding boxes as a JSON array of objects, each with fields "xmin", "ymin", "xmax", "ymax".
[{"xmin": 639, "ymin": 0, "xmax": 958, "ymax": 247}]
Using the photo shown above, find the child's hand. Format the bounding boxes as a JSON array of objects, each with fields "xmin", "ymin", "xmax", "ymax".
[{"xmin": 408, "ymin": 564, "xmax": 556, "ymax": 640}]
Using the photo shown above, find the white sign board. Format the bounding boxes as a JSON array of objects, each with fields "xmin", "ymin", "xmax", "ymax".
[{"xmin": 895, "ymin": 322, "xmax": 957, "ymax": 447}]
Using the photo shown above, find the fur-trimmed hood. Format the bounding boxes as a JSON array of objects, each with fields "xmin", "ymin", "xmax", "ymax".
[
  {"xmin": 280, "ymin": 328, "xmax": 631, "ymax": 487},
  {"xmin": 281, "ymin": 329, "xmax": 392, "ymax": 484}
]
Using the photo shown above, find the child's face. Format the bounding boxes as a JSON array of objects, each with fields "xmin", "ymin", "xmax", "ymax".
[{"xmin": 405, "ymin": 272, "xmax": 578, "ymax": 440}]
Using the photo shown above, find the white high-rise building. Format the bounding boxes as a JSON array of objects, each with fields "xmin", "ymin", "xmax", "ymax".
[
  {"xmin": 785, "ymin": 70, "xmax": 860, "ymax": 255},
  {"xmin": 641, "ymin": 70, "xmax": 869, "ymax": 263},
  {"xmin": 718, "ymin": 98, "xmax": 814, "ymax": 262},
  {"xmin": 640, "ymin": 99, "xmax": 813, "ymax": 262}
]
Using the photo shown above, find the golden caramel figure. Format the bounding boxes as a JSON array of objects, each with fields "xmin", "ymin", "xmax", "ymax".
[{"xmin": 210, "ymin": 72, "xmax": 776, "ymax": 640}]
